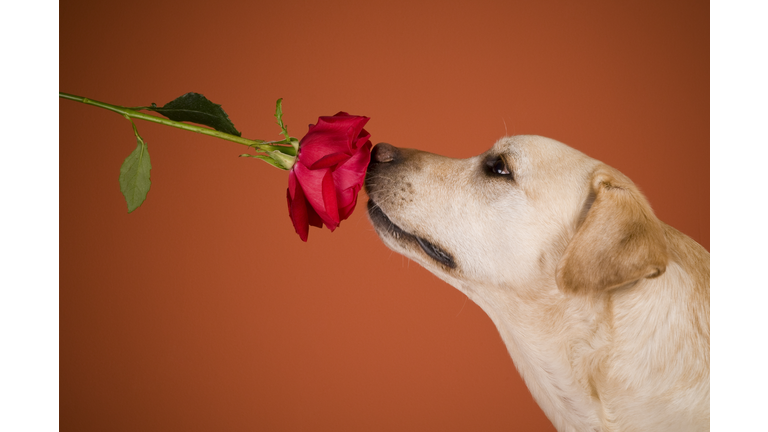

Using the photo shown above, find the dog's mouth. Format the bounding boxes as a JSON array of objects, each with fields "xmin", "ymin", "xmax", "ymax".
[{"xmin": 367, "ymin": 200, "xmax": 456, "ymax": 269}]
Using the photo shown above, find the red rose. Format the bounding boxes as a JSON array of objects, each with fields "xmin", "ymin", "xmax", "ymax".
[{"xmin": 287, "ymin": 112, "xmax": 372, "ymax": 241}]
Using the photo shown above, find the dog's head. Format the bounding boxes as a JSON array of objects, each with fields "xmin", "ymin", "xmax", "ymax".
[{"xmin": 364, "ymin": 135, "xmax": 668, "ymax": 296}]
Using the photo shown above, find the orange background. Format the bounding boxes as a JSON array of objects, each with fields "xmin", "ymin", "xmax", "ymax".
[{"xmin": 60, "ymin": 1, "xmax": 708, "ymax": 430}]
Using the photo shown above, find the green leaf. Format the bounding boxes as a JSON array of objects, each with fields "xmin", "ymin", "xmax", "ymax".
[
  {"xmin": 150, "ymin": 92, "xmax": 241, "ymax": 137},
  {"xmin": 119, "ymin": 123, "xmax": 152, "ymax": 213},
  {"xmin": 275, "ymin": 98, "xmax": 289, "ymax": 138}
]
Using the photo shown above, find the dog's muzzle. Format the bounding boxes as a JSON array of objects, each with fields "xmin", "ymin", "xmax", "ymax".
[{"xmin": 365, "ymin": 143, "xmax": 457, "ymax": 269}]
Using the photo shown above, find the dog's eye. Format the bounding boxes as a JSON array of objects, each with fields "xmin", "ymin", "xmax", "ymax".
[{"xmin": 487, "ymin": 156, "xmax": 511, "ymax": 176}]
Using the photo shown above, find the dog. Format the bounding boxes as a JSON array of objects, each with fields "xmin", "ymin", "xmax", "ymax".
[{"xmin": 364, "ymin": 135, "xmax": 709, "ymax": 432}]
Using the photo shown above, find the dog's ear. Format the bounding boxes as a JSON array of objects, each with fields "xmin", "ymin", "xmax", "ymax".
[{"xmin": 556, "ymin": 165, "xmax": 668, "ymax": 294}]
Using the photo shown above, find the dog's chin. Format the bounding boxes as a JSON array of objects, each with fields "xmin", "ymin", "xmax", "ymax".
[{"xmin": 367, "ymin": 200, "xmax": 456, "ymax": 269}]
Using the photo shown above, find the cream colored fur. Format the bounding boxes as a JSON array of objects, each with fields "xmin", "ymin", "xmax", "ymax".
[{"xmin": 364, "ymin": 135, "xmax": 709, "ymax": 432}]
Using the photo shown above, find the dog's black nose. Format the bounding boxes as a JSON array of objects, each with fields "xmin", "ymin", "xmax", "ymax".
[{"xmin": 370, "ymin": 142, "xmax": 399, "ymax": 163}]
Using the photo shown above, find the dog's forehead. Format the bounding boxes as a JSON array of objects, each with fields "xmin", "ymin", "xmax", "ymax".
[
  {"xmin": 493, "ymin": 135, "xmax": 564, "ymax": 155},
  {"xmin": 490, "ymin": 136, "xmax": 521, "ymax": 154},
  {"xmin": 491, "ymin": 135, "xmax": 594, "ymax": 167}
]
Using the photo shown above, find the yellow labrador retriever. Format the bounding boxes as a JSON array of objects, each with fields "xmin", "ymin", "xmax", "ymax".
[{"xmin": 364, "ymin": 135, "xmax": 709, "ymax": 432}]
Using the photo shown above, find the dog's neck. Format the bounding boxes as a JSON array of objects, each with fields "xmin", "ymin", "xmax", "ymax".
[
  {"xmin": 458, "ymin": 254, "xmax": 708, "ymax": 432},
  {"xmin": 459, "ymin": 278, "xmax": 608, "ymax": 432}
]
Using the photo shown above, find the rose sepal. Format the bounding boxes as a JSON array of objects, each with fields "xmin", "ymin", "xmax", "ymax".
[
  {"xmin": 289, "ymin": 136, "xmax": 300, "ymax": 152},
  {"xmin": 238, "ymin": 153, "xmax": 287, "ymax": 170},
  {"xmin": 268, "ymin": 149, "xmax": 297, "ymax": 170}
]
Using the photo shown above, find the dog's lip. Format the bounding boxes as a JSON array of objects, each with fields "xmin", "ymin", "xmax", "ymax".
[{"xmin": 367, "ymin": 200, "xmax": 456, "ymax": 269}]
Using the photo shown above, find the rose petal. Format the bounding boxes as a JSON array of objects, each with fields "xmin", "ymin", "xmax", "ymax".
[
  {"xmin": 298, "ymin": 136, "xmax": 351, "ymax": 167},
  {"xmin": 287, "ymin": 170, "xmax": 309, "ymax": 242},
  {"xmin": 322, "ymin": 114, "xmax": 369, "ymax": 145},
  {"xmin": 297, "ymin": 115, "xmax": 370, "ymax": 166},
  {"xmin": 307, "ymin": 201, "xmax": 324, "ymax": 228},
  {"xmin": 309, "ymin": 151, "xmax": 350, "ymax": 170},
  {"xmin": 322, "ymin": 169, "xmax": 340, "ymax": 230},
  {"xmin": 337, "ymin": 184, "xmax": 361, "ymax": 221},
  {"xmin": 292, "ymin": 163, "xmax": 335, "ymax": 225},
  {"xmin": 352, "ymin": 128, "xmax": 371, "ymax": 151},
  {"xmin": 332, "ymin": 140, "xmax": 372, "ymax": 192}
]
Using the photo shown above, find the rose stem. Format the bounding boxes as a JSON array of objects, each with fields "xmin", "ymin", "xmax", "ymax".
[{"xmin": 59, "ymin": 92, "xmax": 296, "ymax": 155}]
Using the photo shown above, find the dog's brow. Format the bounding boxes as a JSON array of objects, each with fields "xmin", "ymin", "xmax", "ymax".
[{"xmin": 491, "ymin": 138, "xmax": 520, "ymax": 157}]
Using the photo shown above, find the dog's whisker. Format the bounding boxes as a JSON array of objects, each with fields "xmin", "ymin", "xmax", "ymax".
[{"xmin": 455, "ymin": 294, "xmax": 468, "ymax": 318}]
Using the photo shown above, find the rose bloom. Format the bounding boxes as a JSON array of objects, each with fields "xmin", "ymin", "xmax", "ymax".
[{"xmin": 287, "ymin": 112, "xmax": 372, "ymax": 241}]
